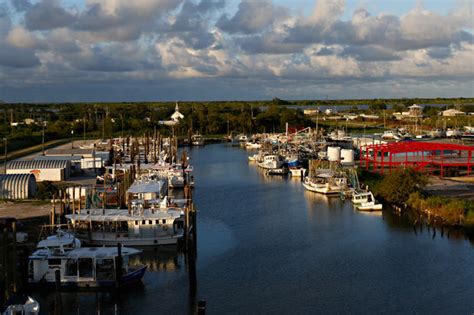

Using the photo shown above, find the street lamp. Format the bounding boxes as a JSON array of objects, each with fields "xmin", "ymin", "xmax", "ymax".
[
  {"xmin": 71, "ymin": 129, "xmax": 74, "ymax": 149},
  {"xmin": 41, "ymin": 121, "xmax": 46, "ymax": 156},
  {"xmin": 3, "ymin": 137, "xmax": 7, "ymax": 174}
]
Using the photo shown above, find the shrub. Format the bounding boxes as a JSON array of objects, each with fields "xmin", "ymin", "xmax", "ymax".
[
  {"xmin": 36, "ymin": 181, "xmax": 59, "ymax": 200},
  {"xmin": 375, "ymin": 169, "xmax": 428, "ymax": 206}
]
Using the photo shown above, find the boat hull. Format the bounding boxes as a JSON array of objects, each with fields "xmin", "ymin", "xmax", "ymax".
[
  {"xmin": 302, "ymin": 182, "xmax": 342, "ymax": 194},
  {"xmin": 356, "ymin": 204, "xmax": 383, "ymax": 211},
  {"xmin": 79, "ymin": 234, "xmax": 183, "ymax": 247},
  {"xmin": 29, "ymin": 266, "xmax": 147, "ymax": 289}
]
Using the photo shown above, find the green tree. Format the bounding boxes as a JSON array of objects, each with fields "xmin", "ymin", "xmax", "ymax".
[{"xmin": 376, "ymin": 169, "xmax": 428, "ymax": 206}]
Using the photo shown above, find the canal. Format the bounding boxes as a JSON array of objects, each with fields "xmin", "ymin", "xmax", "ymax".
[{"xmin": 34, "ymin": 143, "xmax": 474, "ymax": 314}]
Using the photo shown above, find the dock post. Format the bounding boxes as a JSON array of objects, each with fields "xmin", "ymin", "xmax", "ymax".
[
  {"xmin": 59, "ymin": 190, "xmax": 63, "ymax": 222},
  {"xmin": 72, "ymin": 187, "xmax": 76, "ymax": 216},
  {"xmin": 197, "ymin": 300, "xmax": 206, "ymax": 315},
  {"xmin": 11, "ymin": 221, "xmax": 17, "ymax": 294},
  {"xmin": 115, "ymin": 243, "xmax": 123, "ymax": 289},
  {"xmin": 2, "ymin": 228, "xmax": 9, "ymax": 305},
  {"xmin": 51, "ymin": 194, "xmax": 56, "ymax": 228},
  {"xmin": 54, "ymin": 269, "xmax": 62, "ymax": 315},
  {"xmin": 78, "ymin": 186, "xmax": 82, "ymax": 215}
]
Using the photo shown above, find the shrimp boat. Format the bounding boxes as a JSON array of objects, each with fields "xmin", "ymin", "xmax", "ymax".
[
  {"xmin": 191, "ymin": 134, "xmax": 205, "ymax": 146},
  {"xmin": 352, "ymin": 191, "xmax": 383, "ymax": 211},
  {"xmin": 66, "ymin": 200, "xmax": 184, "ymax": 246},
  {"xmin": 28, "ymin": 245, "xmax": 146, "ymax": 289},
  {"xmin": 257, "ymin": 154, "xmax": 285, "ymax": 170},
  {"xmin": 289, "ymin": 168, "xmax": 306, "ymax": 177},
  {"xmin": 302, "ymin": 173, "xmax": 348, "ymax": 195}
]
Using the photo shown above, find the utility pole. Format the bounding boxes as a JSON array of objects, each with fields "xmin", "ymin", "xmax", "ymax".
[
  {"xmin": 120, "ymin": 113, "xmax": 124, "ymax": 139},
  {"xmin": 41, "ymin": 122, "xmax": 45, "ymax": 156},
  {"xmin": 83, "ymin": 115, "xmax": 86, "ymax": 144},
  {"xmin": 3, "ymin": 137, "xmax": 7, "ymax": 174}
]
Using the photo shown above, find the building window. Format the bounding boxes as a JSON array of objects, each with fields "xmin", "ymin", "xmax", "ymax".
[
  {"xmin": 148, "ymin": 220, "xmax": 152, "ymax": 225},
  {"xmin": 162, "ymin": 219, "xmax": 166, "ymax": 224},
  {"xmin": 135, "ymin": 220, "xmax": 138, "ymax": 225},
  {"xmin": 142, "ymin": 220, "xmax": 145, "ymax": 225}
]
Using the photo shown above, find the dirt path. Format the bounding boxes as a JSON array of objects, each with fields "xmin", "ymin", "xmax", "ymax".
[
  {"xmin": 424, "ymin": 176, "xmax": 474, "ymax": 199},
  {"xmin": 0, "ymin": 201, "xmax": 52, "ymax": 219}
]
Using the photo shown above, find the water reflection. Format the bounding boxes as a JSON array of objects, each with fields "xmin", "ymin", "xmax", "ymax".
[{"xmin": 130, "ymin": 248, "xmax": 183, "ymax": 272}]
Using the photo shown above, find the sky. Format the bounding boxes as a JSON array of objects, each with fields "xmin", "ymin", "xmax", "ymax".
[{"xmin": 0, "ymin": 0, "xmax": 473, "ymax": 103}]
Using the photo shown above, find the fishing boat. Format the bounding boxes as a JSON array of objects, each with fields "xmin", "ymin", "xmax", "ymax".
[
  {"xmin": 245, "ymin": 141, "xmax": 261, "ymax": 149},
  {"xmin": 28, "ymin": 245, "xmax": 146, "ymax": 288},
  {"xmin": 2, "ymin": 295, "xmax": 40, "ymax": 314},
  {"xmin": 257, "ymin": 154, "xmax": 285, "ymax": 170},
  {"xmin": 302, "ymin": 173, "xmax": 348, "ymax": 195},
  {"xmin": 351, "ymin": 191, "xmax": 375, "ymax": 205},
  {"xmin": 352, "ymin": 191, "xmax": 382, "ymax": 211},
  {"xmin": 36, "ymin": 228, "xmax": 81, "ymax": 251},
  {"xmin": 266, "ymin": 167, "xmax": 289, "ymax": 176},
  {"xmin": 356, "ymin": 201, "xmax": 383, "ymax": 211},
  {"xmin": 191, "ymin": 134, "xmax": 205, "ymax": 146},
  {"xmin": 289, "ymin": 167, "xmax": 306, "ymax": 177},
  {"xmin": 65, "ymin": 203, "xmax": 184, "ymax": 246},
  {"xmin": 446, "ymin": 128, "xmax": 462, "ymax": 138},
  {"xmin": 429, "ymin": 128, "xmax": 445, "ymax": 138}
]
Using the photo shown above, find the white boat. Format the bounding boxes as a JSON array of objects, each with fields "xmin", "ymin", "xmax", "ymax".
[
  {"xmin": 257, "ymin": 154, "xmax": 285, "ymax": 170},
  {"xmin": 36, "ymin": 229, "xmax": 81, "ymax": 250},
  {"xmin": 429, "ymin": 128, "xmax": 446, "ymax": 138},
  {"xmin": 28, "ymin": 245, "xmax": 146, "ymax": 288},
  {"xmin": 289, "ymin": 168, "xmax": 306, "ymax": 177},
  {"xmin": 248, "ymin": 152, "xmax": 264, "ymax": 163},
  {"xmin": 382, "ymin": 130, "xmax": 401, "ymax": 140},
  {"xmin": 66, "ymin": 204, "xmax": 184, "ymax": 246},
  {"xmin": 2, "ymin": 295, "xmax": 40, "ymax": 315},
  {"xmin": 191, "ymin": 134, "xmax": 205, "ymax": 146},
  {"xmin": 446, "ymin": 128, "xmax": 462, "ymax": 138},
  {"xmin": 351, "ymin": 190, "xmax": 375, "ymax": 205},
  {"xmin": 356, "ymin": 201, "xmax": 383, "ymax": 211},
  {"xmin": 245, "ymin": 141, "xmax": 261, "ymax": 149},
  {"xmin": 266, "ymin": 167, "xmax": 288, "ymax": 176},
  {"xmin": 302, "ymin": 174, "xmax": 347, "ymax": 194}
]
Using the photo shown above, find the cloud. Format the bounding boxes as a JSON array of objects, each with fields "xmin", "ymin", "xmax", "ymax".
[
  {"xmin": 25, "ymin": 0, "xmax": 76, "ymax": 30},
  {"xmin": 9, "ymin": 0, "xmax": 32, "ymax": 12},
  {"xmin": 217, "ymin": 0, "xmax": 288, "ymax": 34},
  {"xmin": 340, "ymin": 45, "xmax": 402, "ymax": 62},
  {"xmin": 0, "ymin": 42, "xmax": 40, "ymax": 68},
  {"xmin": 6, "ymin": 27, "xmax": 39, "ymax": 48},
  {"xmin": 0, "ymin": 0, "xmax": 472, "ymax": 102}
]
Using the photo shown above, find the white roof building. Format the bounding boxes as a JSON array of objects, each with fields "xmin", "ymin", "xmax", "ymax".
[{"xmin": 441, "ymin": 109, "xmax": 465, "ymax": 117}]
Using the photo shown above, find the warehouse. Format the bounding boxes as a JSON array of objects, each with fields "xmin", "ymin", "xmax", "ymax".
[
  {"xmin": 6, "ymin": 160, "xmax": 71, "ymax": 182},
  {"xmin": 0, "ymin": 174, "xmax": 37, "ymax": 199}
]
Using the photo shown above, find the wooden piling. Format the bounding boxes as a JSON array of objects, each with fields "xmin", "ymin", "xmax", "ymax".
[
  {"xmin": 197, "ymin": 300, "xmax": 206, "ymax": 315},
  {"xmin": 59, "ymin": 190, "xmax": 63, "ymax": 221},
  {"xmin": 54, "ymin": 269, "xmax": 62, "ymax": 315},
  {"xmin": 11, "ymin": 221, "xmax": 17, "ymax": 294},
  {"xmin": 2, "ymin": 228, "xmax": 9, "ymax": 304},
  {"xmin": 115, "ymin": 243, "xmax": 123, "ymax": 289},
  {"xmin": 72, "ymin": 186, "xmax": 76, "ymax": 214},
  {"xmin": 51, "ymin": 194, "xmax": 56, "ymax": 226},
  {"xmin": 78, "ymin": 186, "xmax": 82, "ymax": 215}
]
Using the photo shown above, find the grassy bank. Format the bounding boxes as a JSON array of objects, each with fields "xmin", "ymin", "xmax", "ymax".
[{"xmin": 358, "ymin": 169, "xmax": 474, "ymax": 227}]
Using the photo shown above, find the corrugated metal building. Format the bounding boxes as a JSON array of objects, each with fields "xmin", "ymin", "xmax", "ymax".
[
  {"xmin": 0, "ymin": 174, "xmax": 37, "ymax": 199},
  {"xmin": 6, "ymin": 160, "xmax": 71, "ymax": 182}
]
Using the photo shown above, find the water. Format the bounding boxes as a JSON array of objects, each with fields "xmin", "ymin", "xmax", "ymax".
[{"xmin": 33, "ymin": 143, "xmax": 474, "ymax": 314}]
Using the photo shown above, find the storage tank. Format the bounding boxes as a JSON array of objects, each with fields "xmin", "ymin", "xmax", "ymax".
[
  {"xmin": 341, "ymin": 149, "xmax": 355, "ymax": 165},
  {"xmin": 327, "ymin": 147, "xmax": 341, "ymax": 162}
]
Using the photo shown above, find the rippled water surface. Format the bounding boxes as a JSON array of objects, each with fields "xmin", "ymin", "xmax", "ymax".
[{"xmin": 35, "ymin": 143, "xmax": 474, "ymax": 314}]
